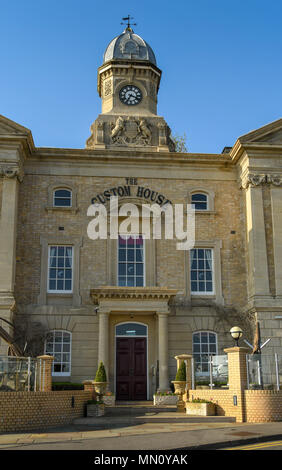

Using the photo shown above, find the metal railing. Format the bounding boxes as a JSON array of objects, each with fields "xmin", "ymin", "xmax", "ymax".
[
  {"xmin": 0, "ymin": 356, "xmax": 42, "ymax": 392},
  {"xmin": 246, "ymin": 354, "xmax": 282, "ymax": 391},
  {"xmin": 192, "ymin": 354, "xmax": 229, "ymax": 390}
]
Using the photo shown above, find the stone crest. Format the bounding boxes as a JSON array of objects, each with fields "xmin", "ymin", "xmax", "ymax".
[{"xmin": 110, "ymin": 116, "xmax": 152, "ymax": 146}]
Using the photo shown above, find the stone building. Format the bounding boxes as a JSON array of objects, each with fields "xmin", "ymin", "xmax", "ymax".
[{"xmin": 0, "ymin": 26, "xmax": 282, "ymax": 400}]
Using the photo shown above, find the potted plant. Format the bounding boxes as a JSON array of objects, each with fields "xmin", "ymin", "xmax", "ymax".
[
  {"xmin": 186, "ymin": 398, "xmax": 216, "ymax": 416},
  {"xmin": 94, "ymin": 362, "xmax": 108, "ymax": 395},
  {"xmin": 86, "ymin": 398, "xmax": 105, "ymax": 417},
  {"xmin": 171, "ymin": 360, "xmax": 187, "ymax": 395}
]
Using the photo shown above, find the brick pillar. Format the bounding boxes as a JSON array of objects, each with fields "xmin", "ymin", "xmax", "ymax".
[
  {"xmin": 83, "ymin": 380, "xmax": 97, "ymax": 400},
  {"xmin": 37, "ymin": 355, "xmax": 54, "ymax": 391},
  {"xmin": 224, "ymin": 347, "xmax": 249, "ymax": 422}
]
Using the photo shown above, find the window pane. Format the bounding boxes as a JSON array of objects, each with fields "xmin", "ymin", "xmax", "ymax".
[
  {"xmin": 201, "ymin": 332, "xmax": 208, "ymax": 343},
  {"xmin": 192, "ymin": 193, "xmax": 207, "ymax": 202},
  {"xmin": 55, "ymin": 190, "xmax": 71, "ymax": 198},
  {"xmin": 136, "ymin": 277, "xmax": 144, "ymax": 286}
]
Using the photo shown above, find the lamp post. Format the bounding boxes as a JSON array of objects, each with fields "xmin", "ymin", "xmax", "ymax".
[{"xmin": 230, "ymin": 326, "xmax": 243, "ymax": 347}]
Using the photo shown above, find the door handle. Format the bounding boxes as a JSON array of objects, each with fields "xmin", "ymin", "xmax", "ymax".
[{"xmin": 129, "ymin": 368, "xmax": 134, "ymax": 376}]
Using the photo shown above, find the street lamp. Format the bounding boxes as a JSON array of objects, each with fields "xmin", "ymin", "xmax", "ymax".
[{"xmin": 230, "ymin": 326, "xmax": 243, "ymax": 347}]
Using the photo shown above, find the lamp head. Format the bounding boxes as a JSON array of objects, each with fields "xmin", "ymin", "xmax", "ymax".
[{"xmin": 230, "ymin": 326, "xmax": 243, "ymax": 346}]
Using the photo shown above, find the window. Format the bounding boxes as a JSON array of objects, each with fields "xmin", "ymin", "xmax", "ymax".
[
  {"xmin": 118, "ymin": 235, "xmax": 144, "ymax": 286},
  {"xmin": 45, "ymin": 330, "xmax": 71, "ymax": 376},
  {"xmin": 48, "ymin": 246, "xmax": 73, "ymax": 293},
  {"xmin": 191, "ymin": 193, "xmax": 208, "ymax": 210},
  {"xmin": 190, "ymin": 248, "xmax": 214, "ymax": 294},
  {"xmin": 116, "ymin": 323, "xmax": 147, "ymax": 337},
  {"xmin": 53, "ymin": 189, "xmax": 72, "ymax": 207},
  {"xmin": 193, "ymin": 331, "xmax": 217, "ymax": 375}
]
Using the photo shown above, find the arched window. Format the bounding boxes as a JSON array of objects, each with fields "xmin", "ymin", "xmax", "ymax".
[
  {"xmin": 191, "ymin": 193, "xmax": 208, "ymax": 210},
  {"xmin": 53, "ymin": 188, "xmax": 72, "ymax": 207},
  {"xmin": 193, "ymin": 331, "xmax": 217, "ymax": 375},
  {"xmin": 45, "ymin": 330, "xmax": 71, "ymax": 376},
  {"xmin": 116, "ymin": 322, "xmax": 147, "ymax": 337}
]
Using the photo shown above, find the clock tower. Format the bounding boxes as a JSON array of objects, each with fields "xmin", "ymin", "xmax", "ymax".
[{"xmin": 86, "ymin": 23, "xmax": 175, "ymax": 152}]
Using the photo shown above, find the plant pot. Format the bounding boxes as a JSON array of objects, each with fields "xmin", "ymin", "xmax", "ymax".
[
  {"xmin": 186, "ymin": 402, "xmax": 215, "ymax": 416},
  {"xmin": 102, "ymin": 395, "xmax": 115, "ymax": 406},
  {"xmin": 93, "ymin": 382, "xmax": 108, "ymax": 395},
  {"xmin": 87, "ymin": 403, "xmax": 105, "ymax": 417},
  {"xmin": 171, "ymin": 381, "xmax": 187, "ymax": 395},
  {"xmin": 153, "ymin": 394, "xmax": 179, "ymax": 406}
]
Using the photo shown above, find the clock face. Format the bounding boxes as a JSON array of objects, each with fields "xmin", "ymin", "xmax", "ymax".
[{"xmin": 119, "ymin": 85, "xmax": 142, "ymax": 106}]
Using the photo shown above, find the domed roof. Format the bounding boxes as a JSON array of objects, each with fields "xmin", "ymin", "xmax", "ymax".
[{"xmin": 103, "ymin": 28, "xmax": 157, "ymax": 66}]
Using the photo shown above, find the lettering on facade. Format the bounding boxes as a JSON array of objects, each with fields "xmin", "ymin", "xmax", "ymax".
[{"xmin": 91, "ymin": 185, "xmax": 172, "ymax": 207}]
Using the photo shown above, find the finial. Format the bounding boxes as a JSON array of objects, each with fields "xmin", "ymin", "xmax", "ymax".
[{"xmin": 121, "ymin": 14, "xmax": 137, "ymax": 32}]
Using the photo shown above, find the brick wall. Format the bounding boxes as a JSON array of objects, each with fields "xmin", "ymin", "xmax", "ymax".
[
  {"xmin": 186, "ymin": 389, "xmax": 243, "ymax": 422},
  {"xmin": 244, "ymin": 390, "xmax": 282, "ymax": 422},
  {"xmin": 186, "ymin": 389, "xmax": 282, "ymax": 423},
  {"xmin": 0, "ymin": 390, "xmax": 92, "ymax": 433}
]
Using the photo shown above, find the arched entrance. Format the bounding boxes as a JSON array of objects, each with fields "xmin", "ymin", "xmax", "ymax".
[{"xmin": 115, "ymin": 322, "xmax": 148, "ymax": 401}]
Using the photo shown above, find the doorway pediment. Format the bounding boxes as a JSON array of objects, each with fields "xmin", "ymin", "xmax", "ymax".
[{"xmin": 90, "ymin": 286, "xmax": 179, "ymax": 314}]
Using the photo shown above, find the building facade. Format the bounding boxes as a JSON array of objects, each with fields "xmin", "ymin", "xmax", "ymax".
[{"xmin": 0, "ymin": 26, "xmax": 282, "ymax": 400}]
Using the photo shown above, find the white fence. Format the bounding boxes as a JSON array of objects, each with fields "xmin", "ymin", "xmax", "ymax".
[
  {"xmin": 192, "ymin": 354, "xmax": 229, "ymax": 389},
  {"xmin": 246, "ymin": 354, "xmax": 282, "ymax": 390},
  {"xmin": 0, "ymin": 356, "xmax": 43, "ymax": 392}
]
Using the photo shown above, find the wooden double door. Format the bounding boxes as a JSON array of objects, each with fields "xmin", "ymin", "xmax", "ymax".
[{"xmin": 116, "ymin": 337, "xmax": 147, "ymax": 401}]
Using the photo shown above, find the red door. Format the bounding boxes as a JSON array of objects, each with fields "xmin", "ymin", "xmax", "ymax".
[{"xmin": 116, "ymin": 337, "xmax": 147, "ymax": 400}]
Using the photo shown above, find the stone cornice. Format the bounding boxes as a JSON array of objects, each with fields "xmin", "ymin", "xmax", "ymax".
[
  {"xmin": 90, "ymin": 286, "xmax": 179, "ymax": 302},
  {"xmin": 26, "ymin": 147, "xmax": 232, "ymax": 169}
]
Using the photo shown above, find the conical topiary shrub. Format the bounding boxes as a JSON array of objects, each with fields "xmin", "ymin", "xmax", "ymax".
[
  {"xmin": 175, "ymin": 361, "xmax": 186, "ymax": 381},
  {"xmin": 95, "ymin": 362, "xmax": 107, "ymax": 383}
]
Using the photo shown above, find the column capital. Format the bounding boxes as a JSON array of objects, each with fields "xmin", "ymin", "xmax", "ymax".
[
  {"xmin": 224, "ymin": 347, "xmax": 249, "ymax": 354},
  {"xmin": 156, "ymin": 311, "xmax": 169, "ymax": 317}
]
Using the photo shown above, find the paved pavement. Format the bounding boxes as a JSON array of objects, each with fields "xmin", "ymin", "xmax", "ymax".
[{"xmin": 0, "ymin": 420, "xmax": 282, "ymax": 451}]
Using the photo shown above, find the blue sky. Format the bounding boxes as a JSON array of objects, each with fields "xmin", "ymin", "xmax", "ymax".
[{"xmin": 0, "ymin": 0, "xmax": 281, "ymax": 153}]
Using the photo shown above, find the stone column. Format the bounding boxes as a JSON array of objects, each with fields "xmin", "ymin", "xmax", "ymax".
[
  {"xmin": 98, "ymin": 311, "xmax": 109, "ymax": 379},
  {"xmin": 245, "ymin": 184, "xmax": 270, "ymax": 297},
  {"xmin": 37, "ymin": 355, "xmax": 54, "ymax": 391},
  {"xmin": 0, "ymin": 175, "xmax": 20, "ymax": 355},
  {"xmin": 270, "ymin": 186, "xmax": 282, "ymax": 296},
  {"xmin": 158, "ymin": 313, "xmax": 169, "ymax": 391}
]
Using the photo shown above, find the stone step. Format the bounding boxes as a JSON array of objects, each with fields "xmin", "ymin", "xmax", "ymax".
[
  {"xmin": 104, "ymin": 405, "xmax": 177, "ymax": 416},
  {"xmin": 73, "ymin": 412, "xmax": 236, "ymax": 427}
]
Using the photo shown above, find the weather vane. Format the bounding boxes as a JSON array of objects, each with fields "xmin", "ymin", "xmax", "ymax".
[{"xmin": 121, "ymin": 15, "xmax": 137, "ymax": 30}]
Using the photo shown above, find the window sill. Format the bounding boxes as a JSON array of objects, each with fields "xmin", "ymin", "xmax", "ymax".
[
  {"xmin": 194, "ymin": 210, "xmax": 216, "ymax": 215},
  {"xmin": 45, "ymin": 206, "xmax": 79, "ymax": 213}
]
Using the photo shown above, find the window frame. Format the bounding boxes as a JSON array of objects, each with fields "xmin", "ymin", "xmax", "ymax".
[
  {"xmin": 190, "ymin": 248, "xmax": 215, "ymax": 295},
  {"xmin": 47, "ymin": 245, "xmax": 74, "ymax": 294},
  {"xmin": 191, "ymin": 192, "xmax": 208, "ymax": 211},
  {"xmin": 44, "ymin": 330, "xmax": 72, "ymax": 377},
  {"xmin": 193, "ymin": 331, "xmax": 218, "ymax": 376},
  {"xmin": 38, "ymin": 236, "xmax": 82, "ymax": 306},
  {"xmin": 53, "ymin": 188, "xmax": 72, "ymax": 208},
  {"xmin": 117, "ymin": 235, "xmax": 146, "ymax": 287},
  {"xmin": 188, "ymin": 189, "xmax": 215, "ymax": 213}
]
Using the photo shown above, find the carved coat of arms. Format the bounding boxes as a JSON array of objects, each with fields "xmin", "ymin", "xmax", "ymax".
[{"xmin": 111, "ymin": 116, "xmax": 152, "ymax": 146}]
